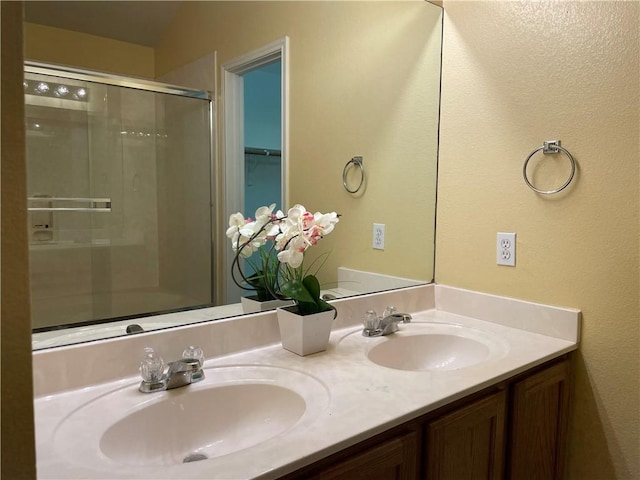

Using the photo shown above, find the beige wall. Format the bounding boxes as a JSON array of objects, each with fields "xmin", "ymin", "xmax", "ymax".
[
  {"xmin": 1, "ymin": 2, "xmax": 37, "ymax": 477},
  {"xmin": 155, "ymin": 1, "xmax": 441, "ymax": 289},
  {"xmin": 24, "ymin": 22, "xmax": 155, "ymax": 79},
  {"xmin": 13, "ymin": 2, "xmax": 638, "ymax": 477},
  {"xmin": 437, "ymin": 2, "xmax": 639, "ymax": 479}
]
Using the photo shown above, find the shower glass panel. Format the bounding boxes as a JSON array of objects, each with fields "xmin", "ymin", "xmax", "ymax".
[{"xmin": 25, "ymin": 67, "xmax": 213, "ymax": 331}]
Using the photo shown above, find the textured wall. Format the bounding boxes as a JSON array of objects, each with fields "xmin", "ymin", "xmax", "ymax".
[
  {"xmin": 437, "ymin": 2, "xmax": 639, "ymax": 478},
  {"xmin": 24, "ymin": 23, "xmax": 154, "ymax": 79}
]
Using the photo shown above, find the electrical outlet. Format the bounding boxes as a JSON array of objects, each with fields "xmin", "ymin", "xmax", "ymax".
[
  {"xmin": 497, "ymin": 232, "xmax": 516, "ymax": 266},
  {"xmin": 373, "ymin": 223, "xmax": 385, "ymax": 250}
]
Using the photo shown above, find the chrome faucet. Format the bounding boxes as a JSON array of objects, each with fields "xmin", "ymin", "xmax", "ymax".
[
  {"xmin": 139, "ymin": 346, "xmax": 205, "ymax": 393},
  {"xmin": 378, "ymin": 312, "xmax": 413, "ymax": 335},
  {"xmin": 362, "ymin": 306, "xmax": 412, "ymax": 337}
]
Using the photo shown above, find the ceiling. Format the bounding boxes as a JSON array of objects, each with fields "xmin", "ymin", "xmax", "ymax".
[{"xmin": 23, "ymin": 1, "xmax": 182, "ymax": 47}]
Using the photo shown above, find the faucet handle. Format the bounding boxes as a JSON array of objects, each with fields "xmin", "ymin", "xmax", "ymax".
[
  {"xmin": 383, "ymin": 306, "xmax": 397, "ymax": 318},
  {"xmin": 182, "ymin": 345, "xmax": 205, "ymax": 383},
  {"xmin": 182, "ymin": 345, "xmax": 204, "ymax": 366},
  {"xmin": 140, "ymin": 347, "xmax": 165, "ymax": 383},
  {"xmin": 363, "ymin": 310, "xmax": 380, "ymax": 330}
]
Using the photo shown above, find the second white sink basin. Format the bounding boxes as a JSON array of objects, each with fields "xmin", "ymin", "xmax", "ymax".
[
  {"xmin": 368, "ymin": 333, "xmax": 490, "ymax": 371},
  {"xmin": 365, "ymin": 322, "xmax": 508, "ymax": 372},
  {"xmin": 52, "ymin": 365, "xmax": 330, "ymax": 468}
]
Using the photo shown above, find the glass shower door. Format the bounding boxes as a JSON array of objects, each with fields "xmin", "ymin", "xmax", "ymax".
[
  {"xmin": 26, "ymin": 72, "xmax": 99, "ymax": 329},
  {"xmin": 26, "ymin": 69, "xmax": 213, "ymax": 332}
]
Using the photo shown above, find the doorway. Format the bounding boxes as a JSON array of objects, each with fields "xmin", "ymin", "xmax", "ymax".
[
  {"xmin": 243, "ymin": 60, "xmax": 282, "ymax": 216},
  {"xmin": 222, "ymin": 37, "xmax": 289, "ymax": 304}
]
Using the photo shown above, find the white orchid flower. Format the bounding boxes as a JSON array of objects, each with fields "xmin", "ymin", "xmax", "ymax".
[
  {"xmin": 277, "ymin": 248, "xmax": 303, "ymax": 268},
  {"xmin": 226, "ymin": 212, "xmax": 246, "ymax": 240},
  {"xmin": 227, "ymin": 208, "xmax": 272, "ymax": 256},
  {"xmin": 265, "ymin": 223, "xmax": 281, "ymax": 238},
  {"xmin": 285, "ymin": 204, "xmax": 306, "ymax": 227},
  {"xmin": 228, "ymin": 212, "xmax": 245, "ymax": 227},
  {"xmin": 254, "ymin": 203, "xmax": 276, "ymax": 223},
  {"xmin": 277, "ymin": 236, "xmax": 306, "ymax": 268},
  {"xmin": 230, "ymin": 203, "xmax": 338, "ymax": 274},
  {"xmin": 236, "ymin": 236, "xmax": 256, "ymax": 257},
  {"xmin": 314, "ymin": 212, "xmax": 339, "ymax": 234}
]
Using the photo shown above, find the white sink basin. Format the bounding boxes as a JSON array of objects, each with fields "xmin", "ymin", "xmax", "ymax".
[
  {"xmin": 52, "ymin": 365, "xmax": 329, "ymax": 468},
  {"xmin": 101, "ymin": 384, "xmax": 304, "ymax": 465},
  {"xmin": 365, "ymin": 323, "xmax": 508, "ymax": 372},
  {"xmin": 368, "ymin": 333, "xmax": 490, "ymax": 371}
]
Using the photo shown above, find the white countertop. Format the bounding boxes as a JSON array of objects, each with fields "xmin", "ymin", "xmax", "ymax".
[{"xmin": 33, "ymin": 285, "xmax": 580, "ymax": 480}]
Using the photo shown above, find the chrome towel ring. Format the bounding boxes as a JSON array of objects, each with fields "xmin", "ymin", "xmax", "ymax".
[
  {"xmin": 343, "ymin": 156, "xmax": 365, "ymax": 194},
  {"xmin": 523, "ymin": 140, "xmax": 576, "ymax": 194}
]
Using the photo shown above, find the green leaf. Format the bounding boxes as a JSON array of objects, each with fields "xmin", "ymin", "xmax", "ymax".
[
  {"xmin": 280, "ymin": 279, "xmax": 315, "ymax": 304},
  {"xmin": 318, "ymin": 299, "xmax": 337, "ymax": 317},
  {"xmin": 302, "ymin": 275, "xmax": 321, "ymax": 303},
  {"xmin": 296, "ymin": 301, "xmax": 320, "ymax": 315},
  {"xmin": 280, "ymin": 274, "xmax": 336, "ymax": 317}
]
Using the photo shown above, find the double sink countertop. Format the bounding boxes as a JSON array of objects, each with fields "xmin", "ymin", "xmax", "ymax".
[{"xmin": 33, "ymin": 284, "xmax": 580, "ymax": 479}]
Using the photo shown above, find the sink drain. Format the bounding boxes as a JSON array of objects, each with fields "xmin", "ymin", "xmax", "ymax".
[{"xmin": 183, "ymin": 453, "xmax": 208, "ymax": 463}]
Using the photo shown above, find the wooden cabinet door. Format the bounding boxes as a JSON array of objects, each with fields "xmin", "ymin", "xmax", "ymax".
[
  {"xmin": 508, "ymin": 358, "xmax": 571, "ymax": 480},
  {"xmin": 425, "ymin": 390, "xmax": 506, "ymax": 480},
  {"xmin": 304, "ymin": 431, "xmax": 418, "ymax": 480}
]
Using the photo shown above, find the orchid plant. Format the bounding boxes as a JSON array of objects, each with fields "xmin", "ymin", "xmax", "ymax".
[
  {"xmin": 227, "ymin": 204, "xmax": 339, "ymax": 316},
  {"xmin": 227, "ymin": 204, "xmax": 281, "ymax": 302}
]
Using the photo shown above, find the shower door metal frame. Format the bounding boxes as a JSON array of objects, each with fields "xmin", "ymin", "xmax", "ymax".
[{"xmin": 25, "ymin": 61, "xmax": 211, "ymax": 100}]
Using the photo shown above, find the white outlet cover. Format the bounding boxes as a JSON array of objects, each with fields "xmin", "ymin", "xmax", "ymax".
[
  {"xmin": 373, "ymin": 223, "xmax": 385, "ymax": 250},
  {"xmin": 497, "ymin": 232, "xmax": 516, "ymax": 266}
]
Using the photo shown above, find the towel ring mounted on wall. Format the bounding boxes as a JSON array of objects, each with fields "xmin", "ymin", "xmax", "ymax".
[
  {"xmin": 523, "ymin": 140, "xmax": 576, "ymax": 195},
  {"xmin": 343, "ymin": 156, "xmax": 365, "ymax": 194}
]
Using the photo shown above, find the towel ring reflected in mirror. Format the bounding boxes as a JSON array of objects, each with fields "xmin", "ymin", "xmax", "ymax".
[
  {"xmin": 523, "ymin": 140, "xmax": 576, "ymax": 195},
  {"xmin": 343, "ymin": 156, "xmax": 365, "ymax": 194}
]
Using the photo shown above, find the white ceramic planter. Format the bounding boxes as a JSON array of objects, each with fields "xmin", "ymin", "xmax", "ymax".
[
  {"xmin": 240, "ymin": 296, "xmax": 294, "ymax": 314},
  {"xmin": 276, "ymin": 306, "xmax": 335, "ymax": 356}
]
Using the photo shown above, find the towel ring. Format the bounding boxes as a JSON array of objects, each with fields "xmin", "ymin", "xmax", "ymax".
[
  {"xmin": 523, "ymin": 140, "xmax": 576, "ymax": 194},
  {"xmin": 343, "ymin": 156, "xmax": 365, "ymax": 194}
]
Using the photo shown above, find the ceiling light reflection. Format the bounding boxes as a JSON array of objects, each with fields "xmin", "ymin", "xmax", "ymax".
[
  {"xmin": 55, "ymin": 85, "xmax": 70, "ymax": 97},
  {"xmin": 36, "ymin": 82, "xmax": 50, "ymax": 94}
]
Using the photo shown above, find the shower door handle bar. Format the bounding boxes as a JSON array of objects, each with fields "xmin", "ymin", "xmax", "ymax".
[{"xmin": 27, "ymin": 197, "xmax": 112, "ymax": 212}]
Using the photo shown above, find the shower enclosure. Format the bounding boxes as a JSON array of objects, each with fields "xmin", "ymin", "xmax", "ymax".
[{"xmin": 25, "ymin": 64, "xmax": 214, "ymax": 331}]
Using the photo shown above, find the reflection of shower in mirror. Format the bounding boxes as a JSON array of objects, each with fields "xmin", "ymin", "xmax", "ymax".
[{"xmin": 25, "ymin": 63, "xmax": 214, "ymax": 338}]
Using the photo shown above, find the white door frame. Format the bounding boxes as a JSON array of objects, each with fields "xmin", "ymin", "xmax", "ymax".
[{"xmin": 221, "ymin": 36, "xmax": 289, "ymax": 304}]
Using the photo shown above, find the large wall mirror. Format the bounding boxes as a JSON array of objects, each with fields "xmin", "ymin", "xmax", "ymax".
[{"xmin": 24, "ymin": 1, "xmax": 442, "ymax": 350}]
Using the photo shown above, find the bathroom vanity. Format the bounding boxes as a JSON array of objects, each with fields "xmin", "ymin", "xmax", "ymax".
[
  {"xmin": 282, "ymin": 355, "xmax": 570, "ymax": 480},
  {"xmin": 32, "ymin": 285, "xmax": 580, "ymax": 479}
]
